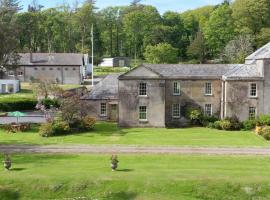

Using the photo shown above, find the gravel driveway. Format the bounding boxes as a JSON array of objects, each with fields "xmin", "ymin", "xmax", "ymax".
[{"xmin": 1, "ymin": 145, "xmax": 270, "ymax": 155}]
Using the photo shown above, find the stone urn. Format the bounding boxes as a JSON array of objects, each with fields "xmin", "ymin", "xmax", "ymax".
[
  {"xmin": 3, "ymin": 160, "xmax": 11, "ymax": 170},
  {"xmin": 111, "ymin": 155, "xmax": 119, "ymax": 171}
]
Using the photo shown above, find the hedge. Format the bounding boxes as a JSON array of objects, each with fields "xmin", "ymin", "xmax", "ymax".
[{"xmin": 0, "ymin": 98, "xmax": 37, "ymax": 112}]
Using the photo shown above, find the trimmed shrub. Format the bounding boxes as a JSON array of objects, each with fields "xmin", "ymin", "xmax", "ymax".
[
  {"xmin": 52, "ymin": 121, "xmax": 70, "ymax": 135},
  {"xmin": 186, "ymin": 107, "xmax": 202, "ymax": 125},
  {"xmin": 81, "ymin": 116, "xmax": 96, "ymax": 130},
  {"xmin": 39, "ymin": 123, "xmax": 54, "ymax": 137},
  {"xmin": 207, "ymin": 122, "xmax": 215, "ymax": 129},
  {"xmin": 261, "ymin": 126, "xmax": 270, "ymax": 140},
  {"xmin": 0, "ymin": 98, "xmax": 37, "ymax": 111},
  {"xmin": 242, "ymin": 120, "xmax": 257, "ymax": 131},
  {"xmin": 258, "ymin": 115, "xmax": 270, "ymax": 126}
]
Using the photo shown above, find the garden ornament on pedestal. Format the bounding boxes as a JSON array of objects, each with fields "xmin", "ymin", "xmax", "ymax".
[
  {"xmin": 111, "ymin": 155, "xmax": 119, "ymax": 171},
  {"xmin": 3, "ymin": 154, "xmax": 12, "ymax": 171}
]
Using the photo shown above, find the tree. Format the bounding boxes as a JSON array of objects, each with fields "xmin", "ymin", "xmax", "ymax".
[
  {"xmin": 256, "ymin": 28, "xmax": 270, "ymax": 48},
  {"xmin": 0, "ymin": 0, "xmax": 21, "ymax": 76},
  {"xmin": 144, "ymin": 43, "xmax": 178, "ymax": 64},
  {"xmin": 204, "ymin": 4, "xmax": 235, "ymax": 57},
  {"xmin": 187, "ymin": 30, "xmax": 206, "ymax": 63},
  {"xmin": 222, "ymin": 35, "xmax": 253, "ymax": 63},
  {"xmin": 232, "ymin": 0, "xmax": 270, "ymax": 38}
]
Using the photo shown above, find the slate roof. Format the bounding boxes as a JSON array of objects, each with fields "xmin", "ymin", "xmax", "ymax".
[
  {"xmin": 81, "ymin": 74, "xmax": 121, "ymax": 100},
  {"xmin": 144, "ymin": 64, "xmax": 236, "ymax": 78},
  {"xmin": 16, "ymin": 53, "xmax": 86, "ymax": 66},
  {"xmin": 223, "ymin": 64, "xmax": 263, "ymax": 80},
  {"xmin": 246, "ymin": 42, "xmax": 270, "ymax": 63}
]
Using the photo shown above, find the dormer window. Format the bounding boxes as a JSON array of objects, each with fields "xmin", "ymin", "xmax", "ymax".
[{"xmin": 249, "ymin": 83, "xmax": 257, "ymax": 97}]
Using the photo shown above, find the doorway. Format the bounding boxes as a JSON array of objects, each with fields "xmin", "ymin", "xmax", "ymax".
[{"xmin": 109, "ymin": 104, "xmax": 118, "ymax": 121}]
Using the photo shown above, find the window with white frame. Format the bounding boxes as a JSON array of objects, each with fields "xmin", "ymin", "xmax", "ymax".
[
  {"xmin": 249, "ymin": 83, "xmax": 257, "ymax": 97},
  {"xmin": 139, "ymin": 106, "xmax": 147, "ymax": 120},
  {"xmin": 173, "ymin": 81, "xmax": 181, "ymax": 95},
  {"xmin": 205, "ymin": 82, "xmax": 212, "ymax": 95},
  {"xmin": 139, "ymin": 82, "xmax": 147, "ymax": 96},
  {"xmin": 100, "ymin": 103, "xmax": 107, "ymax": 116},
  {"xmin": 204, "ymin": 104, "xmax": 212, "ymax": 116},
  {"xmin": 172, "ymin": 104, "xmax": 181, "ymax": 118},
  {"xmin": 249, "ymin": 107, "xmax": 256, "ymax": 120}
]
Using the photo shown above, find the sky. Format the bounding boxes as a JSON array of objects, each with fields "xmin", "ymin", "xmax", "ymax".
[{"xmin": 20, "ymin": 0, "xmax": 224, "ymax": 13}]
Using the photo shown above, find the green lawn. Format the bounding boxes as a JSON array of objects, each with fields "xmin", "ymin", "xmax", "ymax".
[
  {"xmin": 94, "ymin": 66, "xmax": 130, "ymax": 76},
  {"xmin": 1, "ymin": 154, "xmax": 270, "ymax": 199},
  {"xmin": 0, "ymin": 122, "xmax": 268, "ymax": 147}
]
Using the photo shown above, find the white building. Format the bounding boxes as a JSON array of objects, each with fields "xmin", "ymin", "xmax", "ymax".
[{"xmin": 0, "ymin": 79, "xmax": 20, "ymax": 94}]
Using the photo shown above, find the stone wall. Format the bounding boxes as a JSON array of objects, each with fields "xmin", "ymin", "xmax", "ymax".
[
  {"xmin": 224, "ymin": 80, "xmax": 263, "ymax": 121},
  {"xmin": 118, "ymin": 79, "xmax": 165, "ymax": 127},
  {"xmin": 165, "ymin": 79, "xmax": 222, "ymax": 126}
]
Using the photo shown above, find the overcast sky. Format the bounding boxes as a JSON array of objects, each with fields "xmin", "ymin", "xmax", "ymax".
[{"xmin": 20, "ymin": 0, "xmax": 224, "ymax": 13}]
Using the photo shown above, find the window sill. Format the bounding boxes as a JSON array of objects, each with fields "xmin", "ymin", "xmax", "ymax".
[
  {"xmin": 139, "ymin": 119, "xmax": 148, "ymax": 123},
  {"xmin": 138, "ymin": 95, "xmax": 148, "ymax": 98},
  {"xmin": 173, "ymin": 94, "xmax": 181, "ymax": 96},
  {"xmin": 249, "ymin": 96, "xmax": 258, "ymax": 99},
  {"xmin": 204, "ymin": 94, "xmax": 213, "ymax": 97},
  {"xmin": 100, "ymin": 115, "xmax": 107, "ymax": 117}
]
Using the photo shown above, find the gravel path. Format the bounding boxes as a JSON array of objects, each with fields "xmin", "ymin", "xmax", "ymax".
[{"xmin": 1, "ymin": 145, "xmax": 270, "ymax": 155}]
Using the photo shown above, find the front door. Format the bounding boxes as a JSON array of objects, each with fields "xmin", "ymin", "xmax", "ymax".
[{"xmin": 109, "ymin": 104, "xmax": 118, "ymax": 121}]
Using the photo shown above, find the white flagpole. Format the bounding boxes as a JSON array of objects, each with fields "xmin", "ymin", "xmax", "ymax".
[{"xmin": 91, "ymin": 24, "xmax": 94, "ymax": 87}]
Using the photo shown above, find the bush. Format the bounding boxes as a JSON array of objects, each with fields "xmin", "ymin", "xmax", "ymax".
[
  {"xmin": 52, "ymin": 121, "xmax": 70, "ymax": 135},
  {"xmin": 186, "ymin": 107, "xmax": 202, "ymax": 125},
  {"xmin": 0, "ymin": 98, "xmax": 37, "ymax": 111},
  {"xmin": 219, "ymin": 120, "xmax": 232, "ymax": 130},
  {"xmin": 242, "ymin": 120, "xmax": 257, "ymax": 130},
  {"xmin": 41, "ymin": 98, "xmax": 60, "ymax": 109},
  {"xmin": 261, "ymin": 126, "xmax": 270, "ymax": 140},
  {"xmin": 214, "ymin": 121, "xmax": 222, "ymax": 130},
  {"xmin": 258, "ymin": 115, "xmax": 270, "ymax": 126},
  {"xmin": 202, "ymin": 116, "xmax": 219, "ymax": 127},
  {"xmin": 39, "ymin": 123, "xmax": 54, "ymax": 137},
  {"xmin": 226, "ymin": 116, "xmax": 242, "ymax": 130},
  {"xmin": 207, "ymin": 122, "xmax": 216, "ymax": 129},
  {"xmin": 81, "ymin": 116, "xmax": 96, "ymax": 130}
]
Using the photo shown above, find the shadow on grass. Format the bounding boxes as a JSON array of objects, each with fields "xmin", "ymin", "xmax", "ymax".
[
  {"xmin": 0, "ymin": 188, "xmax": 20, "ymax": 200},
  {"xmin": 11, "ymin": 168, "xmax": 26, "ymax": 171},
  {"xmin": 105, "ymin": 191, "xmax": 137, "ymax": 200},
  {"xmin": 116, "ymin": 169, "xmax": 133, "ymax": 172}
]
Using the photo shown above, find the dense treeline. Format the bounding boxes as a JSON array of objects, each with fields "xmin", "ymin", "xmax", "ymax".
[{"xmin": 1, "ymin": 0, "xmax": 270, "ymax": 66}]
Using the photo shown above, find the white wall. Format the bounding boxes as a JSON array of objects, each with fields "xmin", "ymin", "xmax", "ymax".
[{"xmin": 0, "ymin": 80, "xmax": 20, "ymax": 94}]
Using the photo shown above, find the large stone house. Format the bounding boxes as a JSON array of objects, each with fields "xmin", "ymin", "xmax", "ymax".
[
  {"xmin": 4, "ymin": 53, "xmax": 89, "ymax": 85},
  {"xmin": 117, "ymin": 42, "xmax": 270, "ymax": 127}
]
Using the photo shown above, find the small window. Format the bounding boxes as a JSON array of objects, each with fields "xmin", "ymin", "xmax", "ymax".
[
  {"xmin": 249, "ymin": 107, "xmax": 256, "ymax": 120},
  {"xmin": 204, "ymin": 104, "xmax": 212, "ymax": 116},
  {"xmin": 172, "ymin": 104, "xmax": 181, "ymax": 118},
  {"xmin": 139, "ymin": 83, "xmax": 147, "ymax": 96},
  {"xmin": 65, "ymin": 68, "xmax": 69, "ymax": 71},
  {"xmin": 42, "ymin": 67, "xmax": 45, "ymax": 71},
  {"xmin": 73, "ymin": 68, "xmax": 76, "ymax": 71},
  {"xmin": 139, "ymin": 106, "xmax": 147, "ymax": 121},
  {"xmin": 205, "ymin": 82, "xmax": 212, "ymax": 95},
  {"xmin": 57, "ymin": 68, "xmax": 60, "ymax": 71},
  {"xmin": 173, "ymin": 81, "xmax": 180, "ymax": 95},
  {"xmin": 8, "ymin": 71, "xmax": 14, "ymax": 76},
  {"xmin": 100, "ymin": 103, "xmax": 107, "ymax": 116},
  {"xmin": 250, "ymin": 83, "xmax": 257, "ymax": 97},
  {"xmin": 34, "ymin": 67, "xmax": 38, "ymax": 70},
  {"xmin": 17, "ymin": 71, "xmax": 23, "ymax": 76},
  {"xmin": 50, "ymin": 68, "xmax": 53, "ymax": 70}
]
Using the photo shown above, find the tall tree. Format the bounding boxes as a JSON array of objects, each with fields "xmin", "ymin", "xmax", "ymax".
[
  {"xmin": 204, "ymin": 4, "xmax": 235, "ymax": 56},
  {"xmin": 187, "ymin": 30, "xmax": 206, "ymax": 63},
  {"xmin": 0, "ymin": 0, "xmax": 21, "ymax": 77}
]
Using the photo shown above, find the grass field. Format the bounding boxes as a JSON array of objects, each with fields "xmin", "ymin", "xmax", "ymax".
[
  {"xmin": 94, "ymin": 67, "xmax": 130, "ymax": 76},
  {"xmin": 0, "ymin": 122, "xmax": 268, "ymax": 147},
  {"xmin": 1, "ymin": 154, "xmax": 270, "ymax": 200}
]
